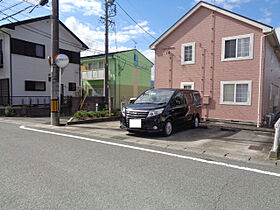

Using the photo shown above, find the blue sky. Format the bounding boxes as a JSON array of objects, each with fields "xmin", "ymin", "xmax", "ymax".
[{"xmin": 1, "ymin": 0, "xmax": 280, "ymax": 79}]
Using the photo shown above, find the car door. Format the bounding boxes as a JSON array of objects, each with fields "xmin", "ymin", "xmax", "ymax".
[
  {"xmin": 192, "ymin": 92, "xmax": 202, "ymax": 116},
  {"xmin": 170, "ymin": 92, "xmax": 187, "ymax": 125},
  {"xmin": 184, "ymin": 93, "xmax": 194, "ymax": 122}
]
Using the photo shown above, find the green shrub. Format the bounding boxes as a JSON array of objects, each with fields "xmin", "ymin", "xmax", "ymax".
[
  {"xmin": 73, "ymin": 110, "xmax": 88, "ymax": 120},
  {"xmin": 99, "ymin": 110, "xmax": 108, "ymax": 117},
  {"xmin": 88, "ymin": 111, "xmax": 97, "ymax": 117},
  {"xmin": 5, "ymin": 106, "xmax": 16, "ymax": 117},
  {"xmin": 73, "ymin": 110, "xmax": 116, "ymax": 120}
]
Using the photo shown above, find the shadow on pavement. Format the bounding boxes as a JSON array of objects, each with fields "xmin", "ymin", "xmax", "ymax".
[{"xmin": 126, "ymin": 124, "xmax": 273, "ymax": 145}]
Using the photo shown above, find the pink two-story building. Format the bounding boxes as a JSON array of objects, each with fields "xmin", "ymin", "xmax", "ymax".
[{"xmin": 150, "ymin": 1, "xmax": 280, "ymax": 126}]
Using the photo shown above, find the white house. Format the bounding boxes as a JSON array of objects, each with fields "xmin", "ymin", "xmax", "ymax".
[{"xmin": 0, "ymin": 16, "xmax": 88, "ymax": 105}]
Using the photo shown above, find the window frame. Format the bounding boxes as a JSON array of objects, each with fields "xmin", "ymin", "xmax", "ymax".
[
  {"xmin": 68, "ymin": 82, "xmax": 76, "ymax": 91},
  {"xmin": 181, "ymin": 42, "xmax": 195, "ymax": 65},
  {"xmin": 11, "ymin": 38, "xmax": 45, "ymax": 59},
  {"xmin": 220, "ymin": 80, "xmax": 252, "ymax": 106},
  {"xmin": 171, "ymin": 92, "xmax": 186, "ymax": 106},
  {"xmin": 25, "ymin": 80, "xmax": 46, "ymax": 91},
  {"xmin": 221, "ymin": 33, "xmax": 254, "ymax": 62},
  {"xmin": 180, "ymin": 82, "xmax": 194, "ymax": 90}
]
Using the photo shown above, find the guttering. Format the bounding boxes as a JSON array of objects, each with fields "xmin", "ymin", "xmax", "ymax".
[
  {"xmin": 0, "ymin": 29, "xmax": 12, "ymax": 105},
  {"xmin": 257, "ymin": 30, "xmax": 274, "ymax": 127}
]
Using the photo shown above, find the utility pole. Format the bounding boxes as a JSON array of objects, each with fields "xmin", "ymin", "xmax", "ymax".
[
  {"xmin": 104, "ymin": 0, "xmax": 109, "ymax": 113},
  {"xmin": 50, "ymin": 0, "xmax": 60, "ymax": 125},
  {"xmin": 103, "ymin": 0, "xmax": 116, "ymax": 113}
]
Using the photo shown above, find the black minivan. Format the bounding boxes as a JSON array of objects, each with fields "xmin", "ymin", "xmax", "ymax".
[{"xmin": 120, "ymin": 88, "xmax": 202, "ymax": 136}]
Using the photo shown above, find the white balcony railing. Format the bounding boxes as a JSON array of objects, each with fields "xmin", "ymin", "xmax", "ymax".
[{"xmin": 82, "ymin": 69, "xmax": 105, "ymax": 80}]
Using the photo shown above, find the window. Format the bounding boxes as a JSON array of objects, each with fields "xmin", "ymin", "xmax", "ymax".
[
  {"xmin": 59, "ymin": 49, "xmax": 80, "ymax": 64},
  {"xmin": 35, "ymin": 45, "xmax": 44, "ymax": 58},
  {"xmin": 172, "ymin": 92, "xmax": 185, "ymax": 106},
  {"xmin": 11, "ymin": 38, "xmax": 45, "ymax": 59},
  {"xmin": 193, "ymin": 93, "xmax": 201, "ymax": 106},
  {"xmin": 25, "ymin": 81, "xmax": 46, "ymax": 91},
  {"xmin": 88, "ymin": 62, "xmax": 98, "ymax": 70},
  {"xmin": 88, "ymin": 61, "xmax": 105, "ymax": 70},
  {"xmin": 98, "ymin": 61, "xmax": 104, "ymax": 69},
  {"xmin": 222, "ymin": 34, "xmax": 254, "ymax": 61},
  {"xmin": 180, "ymin": 82, "xmax": 194, "ymax": 90},
  {"xmin": 69, "ymin": 82, "xmax": 76, "ymax": 91},
  {"xmin": 181, "ymin": 42, "xmax": 195, "ymax": 65},
  {"xmin": 0, "ymin": 40, "xmax": 3, "ymax": 68},
  {"xmin": 220, "ymin": 81, "xmax": 252, "ymax": 105}
]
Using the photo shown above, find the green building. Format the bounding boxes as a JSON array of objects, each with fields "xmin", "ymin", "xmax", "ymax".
[{"xmin": 81, "ymin": 49, "xmax": 153, "ymax": 109}]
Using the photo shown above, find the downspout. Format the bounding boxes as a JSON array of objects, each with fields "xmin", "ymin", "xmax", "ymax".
[
  {"xmin": 113, "ymin": 54, "xmax": 116, "ymax": 110},
  {"xmin": 0, "ymin": 29, "xmax": 12, "ymax": 105},
  {"xmin": 168, "ymin": 51, "xmax": 173, "ymax": 88},
  {"xmin": 257, "ymin": 31, "xmax": 274, "ymax": 127},
  {"xmin": 210, "ymin": 11, "xmax": 216, "ymax": 98}
]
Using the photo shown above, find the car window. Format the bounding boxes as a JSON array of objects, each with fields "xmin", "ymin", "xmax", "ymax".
[
  {"xmin": 185, "ymin": 94, "xmax": 193, "ymax": 105},
  {"xmin": 171, "ymin": 92, "xmax": 185, "ymax": 106},
  {"xmin": 134, "ymin": 89, "xmax": 175, "ymax": 104},
  {"xmin": 193, "ymin": 93, "xmax": 201, "ymax": 106}
]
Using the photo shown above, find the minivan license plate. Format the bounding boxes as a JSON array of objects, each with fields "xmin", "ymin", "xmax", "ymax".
[{"xmin": 129, "ymin": 119, "xmax": 141, "ymax": 128}]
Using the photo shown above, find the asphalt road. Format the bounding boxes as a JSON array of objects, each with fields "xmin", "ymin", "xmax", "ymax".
[{"xmin": 1, "ymin": 122, "xmax": 280, "ymax": 209}]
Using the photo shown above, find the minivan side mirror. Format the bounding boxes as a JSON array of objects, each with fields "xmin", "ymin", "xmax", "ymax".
[{"xmin": 129, "ymin": 98, "xmax": 136, "ymax": 104}]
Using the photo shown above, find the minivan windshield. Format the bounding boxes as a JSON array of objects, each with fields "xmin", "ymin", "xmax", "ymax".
[{"xmin": 134, "ymin": 89, "xmax": 175, "ymax": 105}]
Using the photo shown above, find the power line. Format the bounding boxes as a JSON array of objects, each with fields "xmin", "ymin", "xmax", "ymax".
[
  {"xmin": 0, "ymin": 6, "xmax": 100, "ymax": 50},
  {"xmin": 0, "ymin": 12, "xmax": 88, "ymax": 50},
  {"xmin": 115, "ymin": 1, "xmax": 156, "ymax": 40},
  {"xmin": 0, "ymin": 2, "xmax": 24, "ymax": 13},
  {"xmin": 114, "ymin": 1, "xmax": 182, "ymax": 64},
  {"xmin": 0, "ymin": 5, "xmax": 32, "ymax": 22},
  {"xmin": 0, "ymin": 1, "xmax": 39, "ymax": 21}
]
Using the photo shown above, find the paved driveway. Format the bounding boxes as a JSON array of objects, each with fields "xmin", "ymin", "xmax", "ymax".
[{"xmin": 0, "ymin": 117, "xmax": 275, "ymax": 164}]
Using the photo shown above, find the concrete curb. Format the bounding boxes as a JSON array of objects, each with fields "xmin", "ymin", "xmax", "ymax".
[{"xmin": 67, "ymin": 116, "xmax": 120, "ymax": 125}]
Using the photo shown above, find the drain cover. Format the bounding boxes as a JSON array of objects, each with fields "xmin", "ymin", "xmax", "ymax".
[{"xmin": 248, "ymin": 145, "xmax": 263, "ymax": 151}]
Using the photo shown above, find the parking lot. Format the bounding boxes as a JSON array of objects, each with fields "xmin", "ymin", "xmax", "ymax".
[{"xmin": 1, "ymin": 117, "xmax": 274, "ymax": 164}]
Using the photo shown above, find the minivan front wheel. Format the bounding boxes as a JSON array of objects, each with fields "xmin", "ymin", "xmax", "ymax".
[
  {"xmin": 193, "ymin": 115, "xmax": 200, "ymax": 128},
  {"xmin": 163, "ymin": 120, "xmax": 173, "ymax": 136}
]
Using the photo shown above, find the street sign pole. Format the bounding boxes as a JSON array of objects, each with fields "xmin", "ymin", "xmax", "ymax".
[{"xmin": 54, "ymin": 54, "xmax": 69, "ymax": 114}]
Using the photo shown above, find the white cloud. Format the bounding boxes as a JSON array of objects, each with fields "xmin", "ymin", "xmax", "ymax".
[
  {"xmin": 64, "ymin": 16, "xmax": 155, "ymax": 57},
  {"xmin": 141, "ymin": 50, "xmax": 155, "ymax": 80},
  {"xmin": 259, "ymin": 17, "xmax": 272, "ymax": 25},
  {"xmin": 258, "ymin": 8, "xmax": 272, "ymax": 25},
  {"xmin": 260, "ymin": 8, "xmax": 272, "ymax": 17},
  {"xmin": 194, "ymin": 0, "xmax": 251, "ymax": 10},
  {"xmin": 276, "ymin": 26, "xmax": 280, "ymax": 41},
  {"xmin": 60, "ymin": 0, "xmax": 103, "ymax": 16},
  {"xmin": 142, "ymin": 49, "xmax": 155, "ymax": 64},
  {"xmin": 65, "ymin": 16, "xmax": 104, "ymax": 56},
  {"xmin": 121, "ymin": 21, "xmax": 155, "ymax": 36}
]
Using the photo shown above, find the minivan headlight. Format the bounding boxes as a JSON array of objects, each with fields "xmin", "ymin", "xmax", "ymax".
[
  {"xmin": 121, "ymin": 107, "xmax": 126, "ymax": 117},
  {"xmin": 147, "ymin": 108, "xmax": 164, "ymax": 118}
]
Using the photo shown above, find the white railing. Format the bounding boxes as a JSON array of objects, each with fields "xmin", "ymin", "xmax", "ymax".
[{"xmin": 82, "ymin": 69, "xmax": 105, "ymax": 80}]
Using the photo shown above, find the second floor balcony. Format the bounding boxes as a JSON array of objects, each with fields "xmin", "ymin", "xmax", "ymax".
[{"xmin": 82, "ymin": 68, "xmax": 105, "ymax": 80}]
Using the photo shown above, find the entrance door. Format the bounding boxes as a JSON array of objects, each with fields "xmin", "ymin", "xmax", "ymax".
[{"xmin": 0, "ymin": 79, "xmax": 9, "ymax": 105}]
